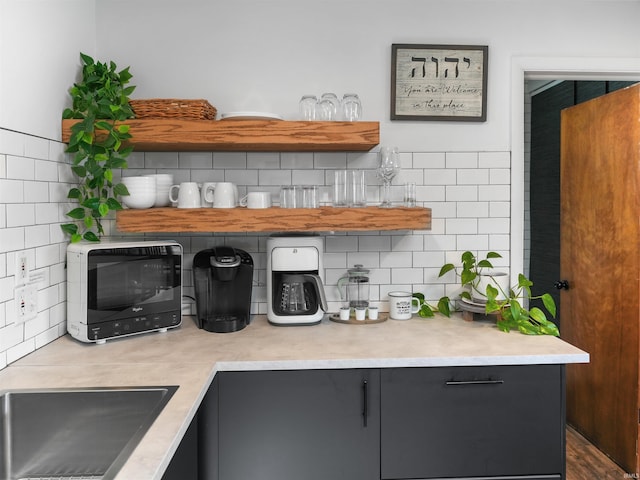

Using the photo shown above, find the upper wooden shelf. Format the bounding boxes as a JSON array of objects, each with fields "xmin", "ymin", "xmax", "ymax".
[
  {"xmin": 62, "ymin": 119, "xmax": 380, "ymax": 152},
  {"xmin": 116, "ymin": 206, "xmax": 431, "ymax": 233}
]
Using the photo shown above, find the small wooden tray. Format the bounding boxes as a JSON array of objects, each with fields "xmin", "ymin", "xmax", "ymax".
[{"xmin": 329, "ymin": 313, "xmax": 388, "ymax": 325}]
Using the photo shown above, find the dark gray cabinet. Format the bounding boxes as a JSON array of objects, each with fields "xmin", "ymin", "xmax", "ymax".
[
  {"xmin": 198, "ymin": 365, "xmax": 565, "ymax": 480},
  {"xmin": 212, "ymin": 369, "xmax": 380, "ymax": 480},
  {"xmin": 381, "ymin": 365, "xmax": 565, "ymax": 480}
]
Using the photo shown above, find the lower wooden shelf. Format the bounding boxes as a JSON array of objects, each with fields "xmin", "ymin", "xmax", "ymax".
[{"xmin": 116, "ymin": 206, "xmax": 431, "ymax": 233}]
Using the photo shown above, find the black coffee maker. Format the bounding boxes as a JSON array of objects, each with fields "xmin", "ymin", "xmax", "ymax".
[{"xmin": 193, "ymin": 246, "xmax": 253, "ymax": 333}]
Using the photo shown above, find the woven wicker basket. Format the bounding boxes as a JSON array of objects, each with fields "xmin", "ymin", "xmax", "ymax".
[{"xmin": 130, "ymin": 99, "xmax": 217, "ymax": 120}]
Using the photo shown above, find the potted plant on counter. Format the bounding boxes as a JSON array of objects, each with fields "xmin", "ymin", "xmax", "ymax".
[
  {"xmin": 61, "ymin": 53, "xmax": 135, "ymax": 242},
  {"xmin": 417, "ymin": 251, "xmax": 559, "ymax": 336}
]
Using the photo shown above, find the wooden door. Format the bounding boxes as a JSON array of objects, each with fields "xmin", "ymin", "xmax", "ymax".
[{"xmin": 560, "ymin": 83, "xmax": 640, "ymax": 474}]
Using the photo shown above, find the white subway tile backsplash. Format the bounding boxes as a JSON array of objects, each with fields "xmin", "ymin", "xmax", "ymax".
[
  {"xmin": 0, "ymin": 130, "xmax": 24, "ymax": 157},
  {"xmin": 7, "ymin": 155, "xmax": 35, "ymax": 180},
  {"xmin": 292, "ymin": 169, "xmax": 325, "ymax": 185},
  {"xmin": 478, "ymin": 218, "xmax": 510, "ymax": 234},
  {"xmin": 358, "ymin": 236, "xmax": 391, "ymax": 252},
  {"xmin": 457, "ymin": 202, "xmax": 489, "ymax": 218},
  {"xmin": 35, "ymin": 244, "xmax": 60, "ymax": 269},
  {"xmin": 391, "ymin": 268, "xmax": 424, "ymax": 284},
  {"xmin": 326, "ymin": 235, "xmax": 358, "ymax": 252},
  {"xmin": 456, "ymin": 235, "xmax": 489, "ymax": 251},
  {"xmin": 214, "ymin": 152, "xmax": 246, "ymax": 169},
  {"xmin": 424, "ymin": 168, "xmax": 456, "ymax": 185},
  {"xmin": 446, "ymin": 185, "xmax": 477, "ymax": 202},
  {"xmin": 24, "ymin": 181, "xmax": 50, "ymax": 203},
  {"xmin": 1, "ymin": 128, "xmax": 515, "ymax": 368},
  {"xmin": 179, "ymin": 152, "xmax": 213, "ymax": 169},
  {"xmin": 259, "ymin": 169, "xmax": 291, "ymax": 185},
  {"xmin": 7, "ymin": 204, "xmax": 35, "ymax": 227},
  {"xmin": 489, "ymin": 202, "xmax": 510, "ymax": 219},
  {"xmin": 391, "ymin": 234, "xmax": 423, "ymax": 252},
  {"xmin": 281, "ymin": 153, "xmax": 314, "ymax": 169},
  {"xmin": 446, "ymin": 152, "xmax": 478, "ymax": 168},
  {"xmin": 479, "ymin": 151, "xmax": 510, "ymax": 168},
  {"xmin": 490, "ymin": 168, "xmax": 511, "ymax": 184},
  {"xmin": 314, "ymin": 152, "xmax": 347, "ymax": 169},
  {"xmin": 145, "ymin": 152, "xmax": 179, "ymax": 168},
  {"xmin": 34, "ymin": 159, "xmax": 59, "ymax": 182},
  {"xmin": 458, "ymin": 169, "xmax": 489, "ymax": 185},
  {"xmin": 247, "ymin": 152, "xmax": 280, "ymax": 169},
  {"xmin": 24, "ymin": 135, "xmax": 49, "ymax": 160},
  {"xmin": 0, "ymin": 179, "xmax": 25, "ymax": 203},
  {"xmin": 446, "ymin": 218, "xmax": 478, "ymax": 235},
  {"xmin": 413, "ymin": 152, "xmax": 446, "ymax": 169},
  {"xmin": 226, "ymin": 169, "xmax": 258, "ymax": 185},
  {"xmin": 380, "ymin": 251, "xmax": 413, "ymax": 268},
  {"xmin": 0, "ymin": 227, "xmax": 25, "ymax": 252},
  {"xmin": 479, "ymin": 184, "xmax": 510, "ymax": 201}
]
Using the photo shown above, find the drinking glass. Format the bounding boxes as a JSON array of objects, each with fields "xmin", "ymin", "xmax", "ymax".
[
  {"xmin": 317, "ymin": 93, "xmax": 339, "ymax": 121},
  {"xmin": 341, "ymin": 94, "xmax": 362, "ymax": 121},
  {"xmin": 376, "ymin": 146, "xmax": 400, "ymax": 208},
  {"xmin": 299, "ymin": 95, "xmax": 317, "ymax": 120}
]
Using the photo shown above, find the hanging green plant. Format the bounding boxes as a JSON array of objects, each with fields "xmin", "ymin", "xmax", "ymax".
[{"xmin": 61, "ymin": 52, "xmax": 135, "ymax": 242}]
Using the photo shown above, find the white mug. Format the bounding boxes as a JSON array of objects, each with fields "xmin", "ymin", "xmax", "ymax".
[
  {"xmin": 388, "ymin": 291, "xmax": 420, "ymax": 320},
  {"xmin": 206, "ymin": 182, "xmax": 238, "ymax": 208},
  {"xmin": 169, "ymin": 182, "xmax": 201, "ymax": 208},
  {"xmin": 200, "ymin": 182, "xmax": 217, "ymax": 207},
  {"xmin": 240, "ymin": 191, "xmax": 272, "ymax": 209}
]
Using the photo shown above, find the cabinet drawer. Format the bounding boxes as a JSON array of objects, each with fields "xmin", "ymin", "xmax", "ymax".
[{"xmin": 381, "ymin": 365, "xmax": 564, "ymax": 479}]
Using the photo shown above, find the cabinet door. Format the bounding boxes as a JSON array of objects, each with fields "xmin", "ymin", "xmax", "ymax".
[
  {"xmin": 381, "ymin": 365, "xmax": 564, "ymax": 479},
  {"xmin": 218, "ymin": 369, "xmax": 380, "ymax": 480}
]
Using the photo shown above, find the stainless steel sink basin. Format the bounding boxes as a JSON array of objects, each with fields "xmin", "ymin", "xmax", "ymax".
[{"xmin": 0, "ymin": 386, "xmax": 177, "ymax": 480}]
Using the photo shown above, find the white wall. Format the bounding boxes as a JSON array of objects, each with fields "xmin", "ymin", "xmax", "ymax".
[
  {"xmin": 0, "ymin": 0, "xmax": 96, "ymax": 140},
  {"xmin": 0, "ymin": 0, "xmax": 639, "ymax": 368},
  {"xmin": 95, "ymin": 0, "xmax": 640, "ymax": 151}
]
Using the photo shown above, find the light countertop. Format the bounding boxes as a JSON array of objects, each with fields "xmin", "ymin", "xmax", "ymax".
[{"xmin": 2, "ymin": 314, "xmax": 589, "ymax": 480}]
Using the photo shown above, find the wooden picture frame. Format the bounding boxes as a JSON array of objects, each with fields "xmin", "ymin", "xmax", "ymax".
[{"xmin": 391, "ymin": 44, "xmax": 488, "ymax": 122}]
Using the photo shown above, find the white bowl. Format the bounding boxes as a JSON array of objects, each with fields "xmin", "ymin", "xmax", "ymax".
[{"xmin": 123, "ymin": 192, "xmax": 156, "ymax": 209}]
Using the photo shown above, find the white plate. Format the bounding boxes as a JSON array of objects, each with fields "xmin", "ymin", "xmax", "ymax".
[
  {"xmin": 219, "ymin": 111, "xmax": 283, "ymax": 121},
  {"xmin": 460, "ymin": 296, "xmax": 487, "ymax": 307}
]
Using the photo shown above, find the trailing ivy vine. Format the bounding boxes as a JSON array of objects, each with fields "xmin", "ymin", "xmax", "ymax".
[{"xmin": 61, "ymin": 52, "xmax": 135, "ymax": 242}]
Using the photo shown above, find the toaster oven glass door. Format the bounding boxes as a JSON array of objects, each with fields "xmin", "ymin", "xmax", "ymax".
[{"xmin": 87, "ymin": 245, "xmax": 181, "ymax": 322}]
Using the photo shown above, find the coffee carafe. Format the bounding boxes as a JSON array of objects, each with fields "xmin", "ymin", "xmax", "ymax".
[
  {"xmin": 267, "ymin": 235, "xmax": 328, "ymax": 325},
  {"xmin": 337, "ymin": 264, "xmax": 370, "ymax": 308}
]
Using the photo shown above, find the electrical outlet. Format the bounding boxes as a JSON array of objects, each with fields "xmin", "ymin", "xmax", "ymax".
[
  {"xmin": 14, "ymin": 283, "xmax": 38, "ymax": 323},
  {"xmin": 15, "ymin": 251, "xmax": 29, "ymax": 286}
]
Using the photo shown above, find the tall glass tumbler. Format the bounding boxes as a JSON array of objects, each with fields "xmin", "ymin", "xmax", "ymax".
[
  {"xmin": 348, "ymin": 170, "xmax": 367, "ymax": 207},
  {"xmin": 333, "ymin": 170, "xmax": 348, "ymax": 207}
]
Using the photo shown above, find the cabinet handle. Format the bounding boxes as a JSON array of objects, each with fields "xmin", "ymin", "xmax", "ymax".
[
  {"xmin": 445, "ymin": 379, "xmax": 504, "ymax": 386},
  {"xmin": 362, "ymin": 379, "xmax": 368, "ymax": 427}
]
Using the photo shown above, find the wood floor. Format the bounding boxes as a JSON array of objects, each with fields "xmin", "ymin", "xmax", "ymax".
[{"xmin": 566, "ymin": 425, "xmax": 629, "ymax": 480}]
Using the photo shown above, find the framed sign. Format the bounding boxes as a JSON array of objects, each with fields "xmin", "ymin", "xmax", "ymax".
[{"xmin": 391, "ymin": 44, "xmax": 488, "ymax": 122}]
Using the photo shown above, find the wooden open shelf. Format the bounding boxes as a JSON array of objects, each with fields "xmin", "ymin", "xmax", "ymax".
[
  {"xmin": 62, "ymin": 119, "xmax": 379, "ymax": 152},
  {"xmin": 116, "ymin": 206, "xmax": 431, "ymax": 233}
]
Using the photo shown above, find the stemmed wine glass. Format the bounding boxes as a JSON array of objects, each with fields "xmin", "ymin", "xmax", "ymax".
[{"xmin": 377, "ymin": 146, "xmax": 400, "ymax": 207}]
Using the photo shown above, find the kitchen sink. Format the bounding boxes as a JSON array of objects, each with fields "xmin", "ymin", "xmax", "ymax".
[{"xmin": 0, "ymin": 386, "xmax": 177, "ymax": 480}]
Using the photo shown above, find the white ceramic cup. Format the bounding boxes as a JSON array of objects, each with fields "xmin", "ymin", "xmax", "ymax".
[
  {"xmin": 205, "ymin": 182, "xmax": 237, "ymax": 208},
  {"xmin": 240, "ymin": 191, "xmax": 272, "ymax": 209},
  {"xmin": 169, "ymin": 182, "xmax": 201, "ymax": 208},
  {"xmin": 200, "ymin": 182, "xmax": 217, "ymax": 207},
  {"xmin": 355, "ymin": 307, "xmax": 366, "ymax": 321},
  {"xmin": 388, "ymin": 291, "xmax": 420, "ymax": 320}
]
